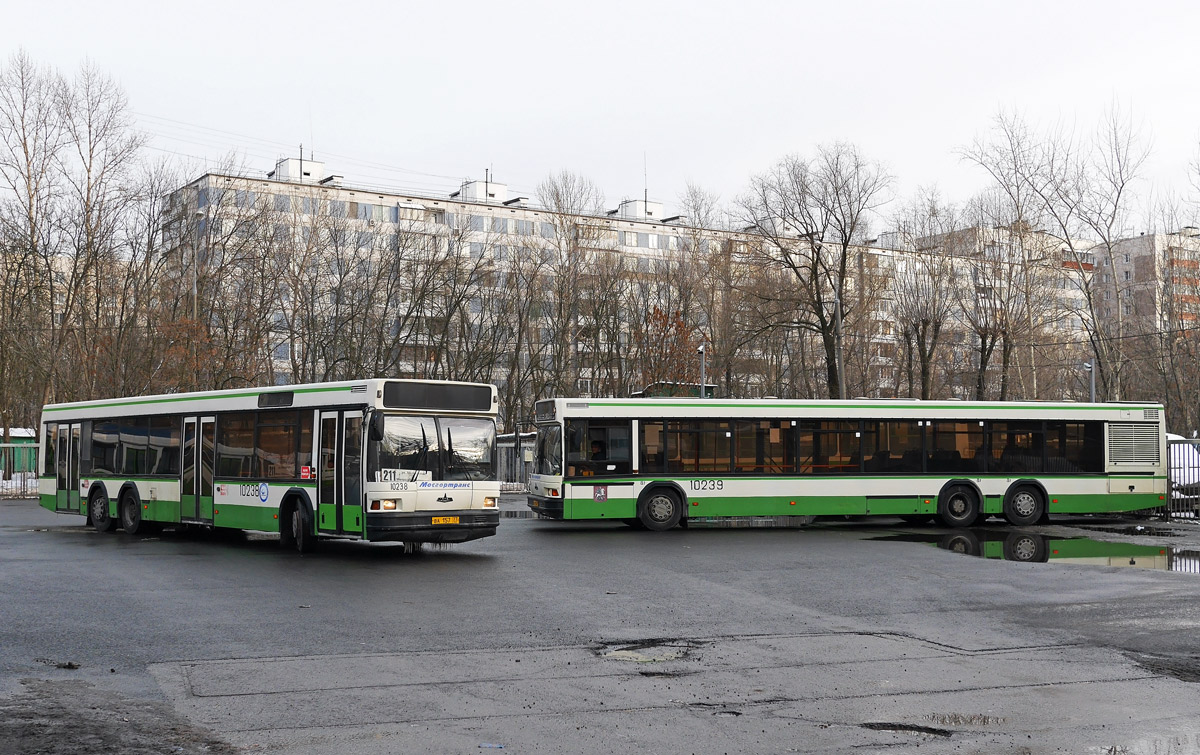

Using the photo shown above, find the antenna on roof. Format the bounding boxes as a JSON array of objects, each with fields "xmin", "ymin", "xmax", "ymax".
[{"xmin": 643, "ymin": 151, "xmax": 648, "ymax": 207}]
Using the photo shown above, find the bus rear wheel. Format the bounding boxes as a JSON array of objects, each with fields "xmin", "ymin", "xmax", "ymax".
[
  {"xmin": 120, "ymin": 494, "xmax": 151, "ymax": 535},
  {"xmin": 90, "ymin": 490, "xmax": 117, "ymax": 533},
  {"xmin": 937, "ymin": 485, "xmax": 980, "ymax": 528},
  {"xmin": 1004, "ymin": 486, "xmax": 1045, "ymax": 527},
  {"xmin": 638, "ymin": 489, "xmax": 682, "ymax": 531}
]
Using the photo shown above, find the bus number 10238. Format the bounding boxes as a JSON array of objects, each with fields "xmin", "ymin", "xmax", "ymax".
[{"xmin": 689, "ymin": 479, "xmax": 724, "ymax": 491}]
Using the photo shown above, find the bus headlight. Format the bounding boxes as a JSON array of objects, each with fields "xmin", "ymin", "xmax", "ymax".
[
  {"xmin": 380, "ymin": 499, "xmax": 397, "ymax": 511},
  {"xmin": 483, "ymin": 496, "xmax": 498, "ymax": 508}
]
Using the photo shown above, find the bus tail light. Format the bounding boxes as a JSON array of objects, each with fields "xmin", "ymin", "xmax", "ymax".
[{"xmin": 549, "ymin": 489, "xmax": 559, "ymax": 497}]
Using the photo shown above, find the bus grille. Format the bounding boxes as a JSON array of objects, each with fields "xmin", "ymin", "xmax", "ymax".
[{"xmin": 1108, "ymin": 423, "xmax": 1161, "ymax": 465}]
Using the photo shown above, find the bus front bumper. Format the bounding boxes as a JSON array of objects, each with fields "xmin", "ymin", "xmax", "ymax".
[
  {"xmin": 527, "ymin": 495, "xmax": 563, "ymax": 519},
  {"xmin": 365, "ymin": 510, "xmax": 499, "ymax": 543}
]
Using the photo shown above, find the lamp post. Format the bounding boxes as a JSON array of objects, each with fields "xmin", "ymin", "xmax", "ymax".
[
  {"xmin": 1082, "ymin": 361, "xmax": 1096, "ymax": 403},
  {"xmin": 698, "ymin": 342, "xmax": 706, "ymax": 398}
]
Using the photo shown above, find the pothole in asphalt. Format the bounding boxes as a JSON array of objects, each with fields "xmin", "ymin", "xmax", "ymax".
[
  {"xmin": 594, "ymin": 638, "xmax": 705, "ymax": 663},
  {"xmin": 861, "ymin": 722, "xmax": 953, "ymax": 738}
]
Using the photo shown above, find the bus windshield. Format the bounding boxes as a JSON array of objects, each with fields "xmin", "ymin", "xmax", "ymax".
[{"xmin": 370, "ymin": 415, "xmax": 495, "ymax": 482}]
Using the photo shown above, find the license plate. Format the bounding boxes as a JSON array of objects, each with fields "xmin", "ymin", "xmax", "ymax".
[{"xmin": 432, "ymin": 516, "xmax": 459, "ymax": 525}]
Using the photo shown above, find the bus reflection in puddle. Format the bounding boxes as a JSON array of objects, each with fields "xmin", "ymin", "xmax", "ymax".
[{"xmin": 872, "ymin": 530, "xmax": 1200, "ymax": 573}]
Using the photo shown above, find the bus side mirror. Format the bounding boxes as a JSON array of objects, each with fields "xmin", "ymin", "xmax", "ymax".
[{"xmin": 369, "ymin": 413, "xmax": 385, "ymax": 442}]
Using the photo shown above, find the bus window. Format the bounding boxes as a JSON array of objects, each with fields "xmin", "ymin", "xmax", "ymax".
[
  {"xmin": 120, "ymin": 417, "xmax": 149, "ymax": 476},
  {"xmin": 639, "ymin": 421, "xmax": 663, "ymax": 473},
  {"xmin": 811, "ymin": 421, "xmax": 858, "ymax": 475},
  {"xmin": 256, "ymin": 411, "xmax": 298, "ymax": 479},
  {"xmin": 990, "ymin": 421, "xmax": 1044, "ymax": 475},
  {"xmin": 929, "ymin": 421, "xmax": 985, "ymax": 474},
  {"xmin": 1046, "ymin": 421, "xmax": 1103, "ymax": 474},
  {"xmin": 217, "ymin": 413, "xmax": 255, "ymax": 478},
  {"xmin": 733, "ymin": 420, "xmax": 792, "ymax": 475},
  {"xmin": 91, "ymin": 421, "xmax": 119, "ymax": 476},
  {"xmin": 44, "ymin": 423, "xmax": 57, "ymax": 477},
  {"xmin": 535, "ymin": 424, "xmax": 562, "ymax": 476},
  {"xmin": 862, "ymin": 420, "xmax": 923, "ymax": 474},
  {"xmin": 565, "ymin": 419, "xmax": 631, "ymax": 476},
  {"xmin": 666, "ymin": 421, "xmax": 731, "ymax": 474}
]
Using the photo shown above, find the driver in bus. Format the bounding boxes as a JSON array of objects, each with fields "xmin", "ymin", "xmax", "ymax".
[{"xmin": 590, "ymin": 440, "xmax": 606, "ymax": 461}]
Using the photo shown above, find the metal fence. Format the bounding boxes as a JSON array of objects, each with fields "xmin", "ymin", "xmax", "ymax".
[
  {"xmin": 1159, "ymin": 438, "xmax": 1200, "ymax": 520},
  {"xmin": 0, "ymin": 443, "xmax": 39, "ymax": 498},
  {"xmin": 497, "ymin": 432, "xmax": 536, "ymax": 493}
]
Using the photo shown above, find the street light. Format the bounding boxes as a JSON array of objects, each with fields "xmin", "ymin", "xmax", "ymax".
[
  {"xmin": 1082, "ymin": 361, "xmax": 1096, "ymax": 403},
  {"xmin": 698, "ymin": 342, "xmax": 706, "ymax": 399}
]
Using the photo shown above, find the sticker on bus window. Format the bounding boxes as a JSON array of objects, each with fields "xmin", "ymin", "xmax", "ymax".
[{"xmin": 301, "ymin": 466, "xmax": 312, "ymax": 480}]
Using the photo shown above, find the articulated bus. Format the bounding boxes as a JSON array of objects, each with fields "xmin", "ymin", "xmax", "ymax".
[
  {"xmin": 526, "ymin": 398, "xmax": 1168, "ymax": 530},
  {"xmin": 40, "ymin": 379, "xmax": 500, "ymax": 552}
]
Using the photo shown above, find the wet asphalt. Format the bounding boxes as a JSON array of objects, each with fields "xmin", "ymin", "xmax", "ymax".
[{"xmin": 3, "ymin": 495, "xmax": 1200, "ymax": 753}]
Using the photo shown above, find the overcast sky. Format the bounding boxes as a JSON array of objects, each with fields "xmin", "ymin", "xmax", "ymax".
[{"xmin": 6, "ymin": 0, "xmax": 1200, "ymax": 225}]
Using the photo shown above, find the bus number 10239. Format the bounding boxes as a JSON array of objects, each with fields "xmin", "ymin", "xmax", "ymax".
[{"xmin": 689, "ymin": 479, "xmax": 724, "ymax": 491}]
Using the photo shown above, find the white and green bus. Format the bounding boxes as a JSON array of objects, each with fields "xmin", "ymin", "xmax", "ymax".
[
  {"xmin": 39, "ymin": 379, "xmax": 500, "ymax": 551},
  {"xmin": 527, "ymin": 398, "xmax": 1168, "ymax": 530}
]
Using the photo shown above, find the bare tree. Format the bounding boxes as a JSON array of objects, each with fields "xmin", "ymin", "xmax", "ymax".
[
  {"xmin": 739, "ymin": 143, "xmax": 893, "ymax": 398},
  {"xmin": 889, "ymin": 189, "xmax": 959, "ymax": 399}
]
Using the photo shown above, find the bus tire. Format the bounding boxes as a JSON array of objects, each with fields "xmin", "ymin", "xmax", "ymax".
[
  {"xmin": 291, "ymin": 502, "xmax": 317, "ymax": 554},
  {"xmin": 638, "ymin": 489, "xmax": 682, "ymax": 531},
  {"xmin": 937, "ymin": 484, "xmax": 980, "ymax": 528},
  {"xmin": 89, "ymin": 489, "xmax": 117, "ymax": 533},
  {"xmin": 120, "ymin": 493, "xmax": 147, "ymax": 535},
  {"xmin": 1004, "ymin": 485, "xmax": 1045, "ymax": 527}
]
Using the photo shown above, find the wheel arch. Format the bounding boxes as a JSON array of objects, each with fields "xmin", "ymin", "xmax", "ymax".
[
  {"xmin": 279, "ymin": 488, "xmax": 314, "ymax": 534},
  {"xmin": 117, "ymin": 482, "xmax": 142, "ymax": 509},
  {"xmin": 937, "ymin": 478, "xmax": 983, "ymax": 505},
  {"xmin": 638, "ymin": 481, "xmax": 688, "ymax": 510},
  {"xmin": 1004, "ymin": 478, "xmax": 1049, "ymax": 506}
]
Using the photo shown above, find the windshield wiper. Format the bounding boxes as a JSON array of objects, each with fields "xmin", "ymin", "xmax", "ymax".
[{"xmin": 411, "ymin": 424, "xmax": 429, "ymax": 482}]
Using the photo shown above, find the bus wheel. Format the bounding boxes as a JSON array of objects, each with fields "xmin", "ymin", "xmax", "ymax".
[
  {"xmin": 937, "ymin": 485, "xmax": 980, "ymax": 528},
  {"xmin": 120, "ymin": 494, "xmax": 146, "ymax": 535},
  {"xmin": 1004, "ymin": 486, "xmax": 1044, "ymax": 527},
  {"xmin": 638, "ymin": 489, "xmax": 682, "ymax": 531},
  {"xmin": 1003, "ymin": 532, "xmax": 1048, "ymax": 562},
  {"xmin": 90, "ymin": 491, "xmax": 117, "ymax": 533},
  {"xmin": 291, "ymin": 504, "xmax": 317, "ymax": 554}
]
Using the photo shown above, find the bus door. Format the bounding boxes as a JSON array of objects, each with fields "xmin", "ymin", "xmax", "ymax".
[
  {"xmin": 56, "ymin": 423, "xmax": 81, "ymax": 513},
  {"xmin": 317, "ymin": 410, "xmax": 364, "ymax": 537},
  {"xmin": 181, "ymin": 416, "xmax": 215, "ymax": 522}
]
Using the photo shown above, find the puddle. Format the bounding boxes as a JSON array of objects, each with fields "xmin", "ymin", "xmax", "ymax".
[
  {"xmin": 1076, "ymin": 525, "xmax": 1180, "ymax": 538},
  {"xmin": 872, "ymin": 530, "xmax": 1200, "ymax": 573}
]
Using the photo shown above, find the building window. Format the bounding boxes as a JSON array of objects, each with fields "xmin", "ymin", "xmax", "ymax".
[{"xmin": 492, "ymin": 217, "xmax": 507, "ymax": 234}]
